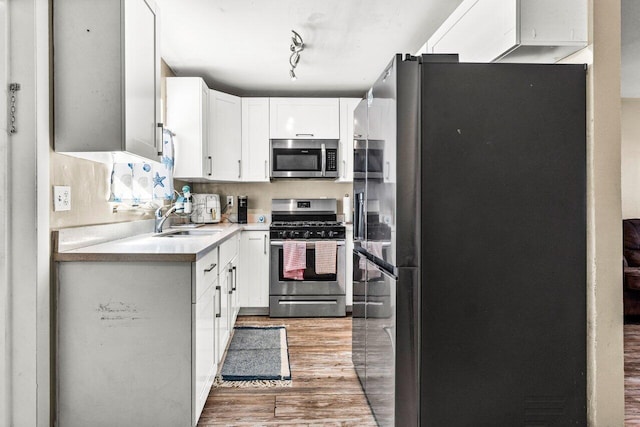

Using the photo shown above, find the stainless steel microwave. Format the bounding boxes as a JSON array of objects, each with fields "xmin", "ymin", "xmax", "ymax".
[{"xmin": 270, "ymin": 139, "xmax": 339, "ymax": 179}]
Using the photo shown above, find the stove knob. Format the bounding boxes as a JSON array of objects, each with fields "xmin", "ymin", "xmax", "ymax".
[
  {"xmin": 328, "ymin": 230, "xmax": 335, "ymax": 238},
  {"xmin": 319, "ymin": 230, "xmax": 326, "ymax": 238},
  {"xmin": 304, "ymin": 231, "xmax": 311, "ymax": 239},
  {"xmin": 279, "ymin": 231, "xmax": 286, "ymax": 239}
]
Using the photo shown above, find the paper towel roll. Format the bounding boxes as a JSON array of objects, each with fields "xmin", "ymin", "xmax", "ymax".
[{"xmin": 343, "ymin": 194, "xmax": 352, "ymax": 223}]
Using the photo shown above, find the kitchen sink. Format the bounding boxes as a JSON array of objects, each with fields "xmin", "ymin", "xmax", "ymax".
[{"xmin": 155, "ymin": 229, "xmax": 222, "ymax": 237}]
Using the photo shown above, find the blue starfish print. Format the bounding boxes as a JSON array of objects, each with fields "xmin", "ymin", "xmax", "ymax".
[
  {"xmin": 161, "ymin": 156, "xmax": 174, "ymax": 169},
  {"xmin": 153, "ymin": 172, "xmax": 166, "ymax": 188}
]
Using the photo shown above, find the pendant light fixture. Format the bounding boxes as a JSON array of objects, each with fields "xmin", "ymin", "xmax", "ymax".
[{"xmin": 289, "ymin": 30, "xmax": 304, "ymax": 81}]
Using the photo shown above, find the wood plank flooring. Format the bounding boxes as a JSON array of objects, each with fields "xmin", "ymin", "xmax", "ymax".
[
  {"xmin": 626, "ymin": 322, "xmax": 640, "ymax": 426},
  {"xmin": 198, "ymin": 316, "xmax": 377, "ymax": 426}
]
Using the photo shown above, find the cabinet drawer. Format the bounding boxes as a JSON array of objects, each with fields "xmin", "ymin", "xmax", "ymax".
[
  {"xmin": 219, "ymin": 235, "xmax": 238, "ymax": 269},
  {"xmin": 194, "ymin": 247, "xmax": 218, "ymax": 302}
]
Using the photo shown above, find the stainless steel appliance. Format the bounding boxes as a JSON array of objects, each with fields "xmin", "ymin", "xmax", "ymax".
[
  {"xmin": 270, "ymin": 139, "xmax": 339, "ymax": 179},
  {"xmin": 353, "ymin": 54, "xmax": 587, "ymax": 426},
  {"xmin": 269, "ymin": 198, "xmax": 346, "ymax": 317},
  {"xmin": 190, "ymin": 194, "xmax": 221, "ymax": 223}
]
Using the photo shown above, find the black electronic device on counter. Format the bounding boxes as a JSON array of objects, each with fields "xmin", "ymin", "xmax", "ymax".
[{"xmin": 238, "ymin": 196, "xmax": 248, "ymax": 224}]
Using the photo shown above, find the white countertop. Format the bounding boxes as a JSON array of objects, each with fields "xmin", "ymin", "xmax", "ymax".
[{"xmin": 54, "ymin": 222, "xmax": 269, "ymax": 262}]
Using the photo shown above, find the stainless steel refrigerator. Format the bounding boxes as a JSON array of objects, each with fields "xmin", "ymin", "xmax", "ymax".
[{"xmin": 352, "ymin": 54, "xmax": 586, "ymax": 426}]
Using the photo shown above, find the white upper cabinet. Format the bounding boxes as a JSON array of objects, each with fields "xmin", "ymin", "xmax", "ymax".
[
  {"xmin": 166, "ymin": 77, "xmax": 211, "ymax": 180},
  {"xmin": 241, "ymin": 98, "xmax": 270, "ymax": 182},
  {"xmin": 210, "ymin": 90, "xmax": 242, "ymax": 181},
  {"xmin": 54, "ymin": 0, "xmax": 161, "ymax": 164},
  {"xmin": 337, "ymin": 98, "xmax": 361, "ymax": 182},
  {"xmin": 424, "ymin": 0, "xmax": 587, "ymax": 63},
  {"xmin": 269, "ymin": 98, "xmax": 340, "ymax": 139}
]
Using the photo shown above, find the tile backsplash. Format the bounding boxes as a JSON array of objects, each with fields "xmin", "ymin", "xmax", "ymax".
[{"xmin": 192, "ymin": 181, "xmax": 352, "ymax": 221}]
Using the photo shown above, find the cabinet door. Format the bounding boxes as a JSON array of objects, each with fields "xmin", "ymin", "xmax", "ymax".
[
  {"xmin": 216, "ymin": 271, "xmax": 230, "ymax": 364},
  {"xmin": 194, "ymin": 281, "xmax": 216, "ymax": 423},
  {"xmin": 239, "ymin": 231, "xmax": 270, "ymax": 308},
  {"xmin": 210, "ymin": 90, "xmax": 242, "ymax": 181},
  {"xmin": 241, "ymin": 98, "xmax": 270, "ymax": 182},
  {"xmin": 124, "ymin": 0, "xmax": 160, "ymax": 161},
  {"xmin": 338, "ymin": 98, "xmax": 361, "ymax": 182},
  {"xmin": 167, "ymin": 77, "xmax": 210, "ymax": 179},
  {"xmin": 269, "ymin": 98, "xmax": 340, "ymax": 139}
]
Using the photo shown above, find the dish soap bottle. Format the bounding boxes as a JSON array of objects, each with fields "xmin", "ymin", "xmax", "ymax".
[{"xmin": 182, "ymin": 185, "xmax": 193, "ymax": 214}]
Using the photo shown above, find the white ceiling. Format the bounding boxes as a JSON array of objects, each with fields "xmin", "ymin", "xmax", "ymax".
[{"xmin": 155, "ymin": 0, "xmax": 463, "ymax": 97}]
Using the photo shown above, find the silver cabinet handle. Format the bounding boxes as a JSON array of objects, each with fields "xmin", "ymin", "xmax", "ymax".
[
  {"xmin": 321, "ymin": 143, "xmax": 326, "ymax": 177},
  {"xmin": 263, "ymin": 235, "xmax": 267, "ymax": 254},
  {"xmin": 342, "ymin": 159, "xmax": 346, "ymax": 178},
  {"xmin": 264, "ymin": 160, "xmax": 268, "ymax": 179},
  {"xmin": 157, "ymin": 123, "xmax": 164, "ymax": 156},
  {"xmin": 228, "ymin": 267, "xmax": 233, "ymax": 294},
  {"xmin": 204, "ymin": 263, "xmax": 217, "ymax": 273},
  {"xmin": 215, "ymin": 286, "xmax": 221, "ymax": 317},
  {"xmin": 295, "ymin": 133, "xmax": 314, "ymax": 137},
  {"xmin": 232, "ymin": 265, "xmax": 237, "ymax": 291},
  {"xmin": 385, "ymin": 161, "xmax": 390, "ymax": 180},
  {"xmin": 208, "ymin": 156, "xmax": 213, "ymax": 176},
  {"xmin": 354, "ymin": 134, "xmax": 363, "ymax": 138},
  {"xmin": 238, "ymin": 159, "xmax": 241, "ymax": 178}
]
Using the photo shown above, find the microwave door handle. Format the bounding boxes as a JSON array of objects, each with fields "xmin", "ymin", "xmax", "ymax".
[{"xmin": 321, "ymin": 143, "xmax": 326, "ymax": 177}]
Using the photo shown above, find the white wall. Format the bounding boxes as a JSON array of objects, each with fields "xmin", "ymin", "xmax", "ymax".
[
  {"xmin": 4, "ymin": 0, "xmax": 50, "ymax": 425},
  {"xmin": 587, "ymin": 0, "xmax": 624, "ymax": 423},
  {"xmin": 561, "ymin": 0, "xmax": 624, "ymax": 424},
  {"xmin": 0, "ymin": 0, "xmax": 8, "ymax": 424},
  {"xmin": 622, "ymin": 98, "xmax": 640, "ymax": 218}
]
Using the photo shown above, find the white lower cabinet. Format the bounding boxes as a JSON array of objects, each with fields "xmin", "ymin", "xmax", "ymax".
[
  {"xmin": 194, "ymin": 278, "xmax": 216, "ymax": 421},
  {"xmin": 216, "ymin": 261, "xmax": 230, "ymax": 364},
  {"xmin": 57, "ymin": 237, "xmax": 247, "ymax": 427},
  {"xmin": 217, "ymin": 234, "xmax": 240, "ymax": 362},
  {"xmin": 238, "ymin": 231, "xmax": 270, "ymax": 311},
  {"xmin": 58, "ymin": 261, "xmax": 196, "ymax": 426},
  {"xmin": 193, "ymin": 247, "xmax": 218, "ymax": 422}
]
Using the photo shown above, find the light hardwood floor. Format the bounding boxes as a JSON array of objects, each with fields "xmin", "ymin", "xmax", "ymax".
[
  {"xmin": 626, "ymin": 322, "xmax": 640, "ymax": 426},
  {"xmin": 198, "ymin": 316, "xmax": 377, "ymax": 426}
]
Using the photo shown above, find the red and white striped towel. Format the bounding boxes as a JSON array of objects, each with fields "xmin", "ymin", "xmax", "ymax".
[
  {"xmin": 315, "ymin": 240, "xmax": 337, "ymax": 275},
  {"xmin": 283, "ymin": 241, "xmax": 306, "ymax": 280}
]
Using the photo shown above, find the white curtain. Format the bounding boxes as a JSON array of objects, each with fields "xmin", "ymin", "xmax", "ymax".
[{"xmin": 109, "ymin": 129, "xmax": 175, "ymax": 205}]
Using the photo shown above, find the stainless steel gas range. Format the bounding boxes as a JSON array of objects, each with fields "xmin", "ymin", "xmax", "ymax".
[{"xmin": 269, "ymin": 199, "xmax": 346, "ymax": 317}]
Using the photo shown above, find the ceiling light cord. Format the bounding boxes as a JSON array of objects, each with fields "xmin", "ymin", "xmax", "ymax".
[{"xmin": 289, "ymin": 30, "xmax": 304, "ymax": 81}]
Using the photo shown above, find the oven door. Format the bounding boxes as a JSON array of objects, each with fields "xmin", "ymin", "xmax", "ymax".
[{"xmin": 269, "ymin": 240, "xmax": 346, "ymax": 295}]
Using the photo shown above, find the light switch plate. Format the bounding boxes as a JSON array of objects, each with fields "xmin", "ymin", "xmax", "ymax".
[
  {"xmin": 227, "ymin": 196, "xmax": 234, "ymax": 207},
  {"xmin": 53, "ymin": 186, "xmax": 71, "ymax": 211}
]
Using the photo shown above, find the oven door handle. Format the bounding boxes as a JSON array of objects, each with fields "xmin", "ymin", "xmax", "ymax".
[{"xmin": 270, "ymin": 240, "xmax": 346, "ymax": 247}]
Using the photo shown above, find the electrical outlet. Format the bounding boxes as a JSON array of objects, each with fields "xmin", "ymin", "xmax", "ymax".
[
  {"xmin": 53, "ymin": 186, "xmax": 71, "ymax": 211},
  {"xmin": 227, "ymin": 196, "xmax": 234, "ymax": 207}
]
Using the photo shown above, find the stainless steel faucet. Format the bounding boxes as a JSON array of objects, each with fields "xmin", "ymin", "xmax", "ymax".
[{"xmin": 155, "ymin": 205, "xmax": 178, "ymax": 233}]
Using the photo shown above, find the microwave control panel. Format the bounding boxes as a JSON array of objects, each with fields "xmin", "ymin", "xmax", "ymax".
[{"xmin": 327, "ymin": 149, "xmax": 337, "ymax": 171}]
